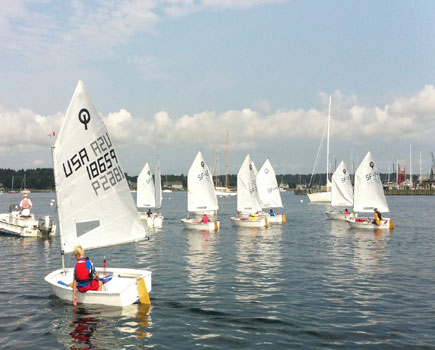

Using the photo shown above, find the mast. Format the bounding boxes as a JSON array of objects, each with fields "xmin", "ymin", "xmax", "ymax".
[
  {"xmin": 409, "ymin": 144, "xmax": 412, "ymax": 187},
  {"xmin": 326, "ymin": 95, "xmax": 331, "ymax": 187},
  {"xmin": 215, "ymin": 153, "xmax": 219, "ymax": 188},
  {"xmin": 419, "ymin": 151, "xmax": 422, "ymax": 183},
  {"xmin": 225, "ymin": 131, "xmax": 229, "ymax": 189}
]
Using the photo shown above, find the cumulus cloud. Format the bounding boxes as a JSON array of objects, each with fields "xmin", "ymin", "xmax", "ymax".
[{"xmin": 0, "ymin": 86, "xmax": 433, "ymax": 171}]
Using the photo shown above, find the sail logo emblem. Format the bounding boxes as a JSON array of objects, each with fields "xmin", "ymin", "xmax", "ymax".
[
  {"xmin": 343, "ymin": 169, "xmax": 346, "ymax": 174},
  {"xmin": 147, "ymin": 171, "xmax": 151, "ymax": 176},
  {"xmin": 249, "ymin": 164, "xmax": 252, "ymax": 171},
  {"xmin": 201, "ymin": 161, "xmax": 205, "ymax": 168},
  {"xmin": 79, "ymin": 108, "xmax": 91, "ymax": 130},
  {"xmin": 369, "ymin": 161, "xmax": 374, "ymax": 169},
  {"xmin": 264, "ymin": 168, "xmax": 269, "ymax": 174}
]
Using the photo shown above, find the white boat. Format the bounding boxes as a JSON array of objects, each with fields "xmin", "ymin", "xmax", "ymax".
[
  {"xmin": 44, "ymin": 81, "xmax": 152, "ymax": 307},
  {"xmin": 137, "ymin": 161, "xmax": 164, "ymax": 228},
  {"xmin": 231, "ymin": 155, "xmax": 268, "ymax": 228},
  {"xmin": 307, "ymin": 96, "xmax": 332, "ymax": 203},
  {"xmin": 325, "ymin": 160, "xmax": 354, "ymax": 220},
  {"xmin": 181, "ymin": 151, "xmax": 220, "ymax": 231},
  {"xmin": 256, "ymin": 158, "xmax": 286, "ymax": 224},
  {"xmin": 0, "ymin": 206, "xmax": 56, "ymax": 238},
  {"xmin": 346, "ymin": 151, "xmax": 395, "ymax": 230}
]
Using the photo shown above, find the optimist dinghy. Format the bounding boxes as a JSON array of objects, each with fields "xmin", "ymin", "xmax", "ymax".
[
  {"xmin": 44, "ymin": 81, "xmax": 152, "ymax": 307},
  {"xmin": 346, "ymin": 151, "xmax": 394, "ymax": 230},
  {"xmin": 325, "ymin": 160, "xmax": 354, "ymax": 220},
  {"xmin": 137, "ymin": 161, "xmax": 164, "ymax": 228},
  {"xmin": 181, "ymin": 151, "xmax": 220, "ymax": 231}
]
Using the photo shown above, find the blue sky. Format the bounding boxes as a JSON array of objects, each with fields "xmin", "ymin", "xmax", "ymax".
[{"xmin": 0, "ymin": 0, "xmax": 434, "ymax": 177}]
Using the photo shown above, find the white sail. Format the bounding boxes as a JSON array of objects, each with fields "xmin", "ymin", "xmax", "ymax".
[
  {"xmin": 53, "ymin": 80, "xmax": 147, "ymax": 254},
  {"xmin": 256, "ymin": 158, "xmax": 283, "ymax": 208},
  {"xmin": 237, "ymin": 154, "xmax": 262, "ymax": 213},
  {"xmin": 187, "ymin": 151, "xmax": 219, "ymax": 212},
  {"xmin": 331, "ymin": 160, "xmax": 353, "ymax": 207},
  {"xmin": 137, "ymin": 162, "xmax": 156, "ymax": 208},
  {"xmin": 353, "ymin": 151, "xmax": 389, "ymax": 213},
  {"xmin": 155, "ymin": 159, "xmax": 162, "ymax": 209}
]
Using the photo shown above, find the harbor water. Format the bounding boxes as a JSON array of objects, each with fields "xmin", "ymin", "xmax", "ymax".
[{"xmin": 0, "ymin": 192, "xmax": 434, "ymax": 349}]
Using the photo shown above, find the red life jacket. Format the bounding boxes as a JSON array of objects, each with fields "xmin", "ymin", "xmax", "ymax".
[
  {"xmin": 21, "ymin": 199, "xmax": 30, "ymax": 209},
  {"xmin": 75, "ymin": 258, "xmax": 92, "ymax": 283}
]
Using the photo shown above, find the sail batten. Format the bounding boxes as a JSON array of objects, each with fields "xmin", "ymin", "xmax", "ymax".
[{"xmin": 54, "ymin": 80, "xmax": 147, "ymax": 254}]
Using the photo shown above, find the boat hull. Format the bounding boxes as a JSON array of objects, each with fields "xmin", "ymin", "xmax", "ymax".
[
  {"xmin": 231, "ymin": 216, "xmax": 268, "ymax": 228},
  {"xmin": 307, "ymin": 191, "xmax": 331, "ymax": 203},
  {"xmin": 181, "ymin": 218, "xmax": 220, "ymax": 231},
  {"xmin": 45, "ymin": 267, "xmax": 152, "ymax": 307},
  {"xmin": 0, "ymin": 213, "xmax": 56, "ymax": 238},
  {"xmin": 138, "ymin": 212, "xmax": 164, "ymax": 228},
  {"xmin": 347, "ymin": 217, "xmax": 393, "ymax": 230},
  {"xmin": 325, "ymin": 211, "xmax": 351, "ymax": 221}
]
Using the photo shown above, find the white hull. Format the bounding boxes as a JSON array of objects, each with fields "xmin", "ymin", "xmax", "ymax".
[
  {"xmin": 138, "ymin": 212, "xmax": 164, "ymax": 228},
  {"xmin": 215, "ymin": 190, "xmax": 237, "ymax": 197},
  {"xmin": 231, "ymin": 216, "xmax": 268, "ymax": 228},
  {"xmin": 181, "ymin": 218, "xmax": 220, "ymax": 231},
  {"xmin": 0, "ymin": 213, "xmax": 56, "ymax": 238},
  {"xmin": 346, "ymin": 217, "xmax": 394, "ymax": 230},
  {"xmin": 325, "ymin": 210, "xmax": 352, "ymax": 221},
  {"xmin": 45, "ymin": 267, "xmax": 152, "ymax": 307},
  {"xmin": 266, "ymin": 214, "xmax": 285, "ymax": 224},
  {"xmin": 307, "ymin": 191, "xmax": 331, "ymax": 203}
]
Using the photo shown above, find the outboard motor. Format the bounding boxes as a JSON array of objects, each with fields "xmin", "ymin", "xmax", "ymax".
[
  {"xmin": 38, "ymin": 216, "xmax": 53, "ymax": 237},
  {"xmin": 9, "ymin": 204, "xmax": 20, "ymax": 213}
]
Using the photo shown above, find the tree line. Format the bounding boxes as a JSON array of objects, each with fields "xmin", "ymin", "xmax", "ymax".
[{"xmin": 0, "ymin": 168, "xmax": 399, "ymax": 191}]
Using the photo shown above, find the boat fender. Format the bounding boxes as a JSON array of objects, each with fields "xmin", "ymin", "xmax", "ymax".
[
  {"xmin": 214, "ymin": 221, "xmax": 219, "ymax": 232},
  {"xmin": 265, "ymin": 218, "xmax": 269, "ymax": 228},
  {"xmin": 137, "ymin": 277, "xmax": 151, "ymax": 305},
  {"xmin": 282, "ymin": 214, "xmax": 286, "ymax": 223},
  {"xmin": 389, "ymin": 219, "xmax": 395, "ymax": 230}
]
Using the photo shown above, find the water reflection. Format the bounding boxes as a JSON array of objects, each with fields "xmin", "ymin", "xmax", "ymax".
[
  {"xmin": 184, "ymin": 230, "xmax": 219, "ymax": 297},
  {"xmin": 50, "ymin": 301, "xmax": 152, "ymax": 349},
  {"xmin": 234, "ymin": 225, "xmax": 283, "ymax": 302}
]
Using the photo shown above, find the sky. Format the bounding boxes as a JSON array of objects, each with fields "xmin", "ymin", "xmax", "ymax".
[{"xmin": 1, "ymin": 0, "xmax": 434, "ymax": 177}]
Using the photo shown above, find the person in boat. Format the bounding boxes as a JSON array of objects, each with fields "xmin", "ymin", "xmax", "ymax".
[
  {"xmin": 344, "ymin": 208, "xmax": 350, "ymax": 215},
  {"xmin": 147, "ymin": 208, "xmax": 152, "ymax": 217},
  {"xmin": 269, "ymin": 209, "xmax": 276, "ymax": 217},
  {"xmin": 372, "ymin": 208, "xmax": 382, "ymax": 225},
  {"xmin": 73, "ymin": 245, "xmax": 102, "ymax": 306},
  {"xmin": 202, "ymin": 214, "xmax": 209, "ymax": 224},
  {"xmin": 19, "ymin": 193, "xmax": 33, "ymax": 216}
]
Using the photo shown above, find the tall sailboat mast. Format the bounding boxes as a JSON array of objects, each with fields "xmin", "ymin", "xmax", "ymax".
[
  {"xmin": 326, "ymin": 95, "xmax": 331, "ymax": 186},
  {"xmin": 225, "ymin": 131, "xmax": 229, "ymax": 189}
]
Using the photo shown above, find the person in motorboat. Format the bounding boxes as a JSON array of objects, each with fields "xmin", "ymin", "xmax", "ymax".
[
  {"xmin": 269, "ymin": 209, "xmax": 276, "ymax": 217},
  {"xmin": 147, "ymin": 208, "xmax": 152, "ymax": 217},
  {"xmin": 202, "ymin": 214, "xmax": 209, "ymax": 224},
  {"xmin": 372, "ymin": 208, "xmax": 382, "ymax": 225},
  {"xmin": 73, "ymin": 245, "xmax": 102, "ymax": 306},
  {"xmin": 19, "ymin": 193, "xmax": 33, "ymax": 216}
]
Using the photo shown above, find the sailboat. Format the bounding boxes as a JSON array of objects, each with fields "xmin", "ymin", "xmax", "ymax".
[
  {"xmin": 181, "ymin": 151, "xmax": 220, "ymax": 231},
  {"xmin": 346, "ymin": 151, "xmax": 395, "ymax": 230},
  {"xmin": 137, "ymin": 161, "xmax": 164, "ymax": 228},
  {"xmin": 325, "ymin": 160, "xmax": 353, "ymax": 220},
  {"xmin": 231, "ymin": 154, "xmax": 268, "ymax": 228},
  {"xmin": 256, "ymin": 158, "xmax": 286, "ymax": 224},
  {"xmin": 20, "ymin": 173, "xmax": 31, "ymax": 194},
  {"xmin": 8, "ymin": 175, "xmax": 17, "ymax": 194},
  {"xmin": 307, "ymin": 96, "xmax": 332, "ymax": 203},
  {"xmin": 215, "ymin": 131, "xmax": 236, "ymax": 197},
  {"xmin": 44, "ymin": 81, "xmax": 152, "ymax": 307}
]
